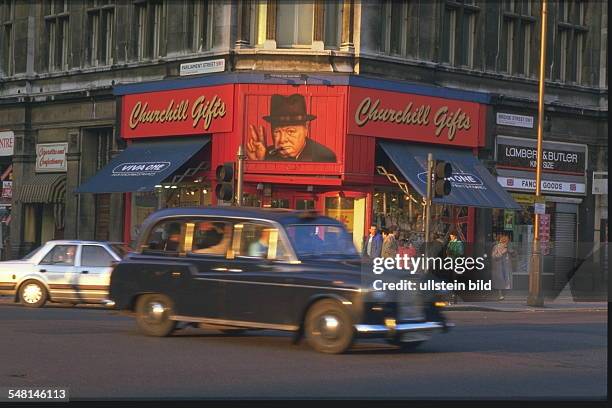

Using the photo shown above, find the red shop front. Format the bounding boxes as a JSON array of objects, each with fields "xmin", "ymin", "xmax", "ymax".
[{"xmin": 105, "ymin": 74, "xmax": 499, "ymax": 249}]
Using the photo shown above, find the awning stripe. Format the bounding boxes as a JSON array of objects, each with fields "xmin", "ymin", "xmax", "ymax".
[{"xmin": 14, "ymin": 173, "xmax": 66, "ymax": 203}]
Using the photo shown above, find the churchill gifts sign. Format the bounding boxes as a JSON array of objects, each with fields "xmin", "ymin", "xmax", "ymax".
[
  {"xmin": 36, "ymin": 143, "xmax": 67, "ymax": 173},
  {"xmin": 120, "ymin": 84, "xmax": 233, "ymax": 139},
  {"xmin": 348, "ymin": 87, "xmax": 484, "ymax": 147}
]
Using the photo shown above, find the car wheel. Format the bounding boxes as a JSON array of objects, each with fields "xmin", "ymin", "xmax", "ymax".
[
  {"xmin": 304, "ymin": 299, "xmax": 354, "ymax": 354},
  {"xmin": 19, "ymin": 280, "xmax": 48, "ymax": 308},
  {"xmin": 135, "ymin": 294, "xmax": 177, "ymax": 337}
]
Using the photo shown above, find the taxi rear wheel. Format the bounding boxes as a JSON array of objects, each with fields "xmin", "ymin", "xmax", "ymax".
[
  {"xmin": 135, "ymin": 294, "xmax": 177, "ymax": 337},
  {"xmin": 19, "ymin": 280, "xmax": 48, "ymax": 308},
  {"xmin": 304, "ymin": 299, "xmax": 354, "ymax": 354}
]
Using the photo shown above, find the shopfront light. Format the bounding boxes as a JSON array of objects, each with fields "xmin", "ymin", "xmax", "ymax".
[
  {"xmin": 202, "ymin": 189, "xmax": 208, "ymax": 194},
  {"xmin": 170, "ymin": 185, "xmax": 178, "ymax": 189},
  {"xmin": 164, "ymin": 185, "xmax": 171, "ymax": 189},
  {"xmin": 154, "ymin": 184, "xmax": 162, "ymax": 188}
]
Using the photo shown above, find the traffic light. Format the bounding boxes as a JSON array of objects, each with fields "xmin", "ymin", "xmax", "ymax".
[
  {"xmin": 215, "ymin": 162, "xmax": 234, "ymax": 202},
  {"xmin": 433, "ymin": 160, "xmax": 452, "ymax": 197}
]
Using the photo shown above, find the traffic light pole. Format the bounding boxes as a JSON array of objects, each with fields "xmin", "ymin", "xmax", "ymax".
[
  {"xmin": 236, "ymin": 145, "xmax": 245, "ymax": 207},
  {"xmin": 424, "ymin": 153, "xmax": 433, "ymax": 257}
]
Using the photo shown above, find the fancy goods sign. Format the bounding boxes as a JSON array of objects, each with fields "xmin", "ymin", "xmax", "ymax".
[
  {"xmin": 121, "ymin": 85, "xmax": 233, "ymax": 139},
  {"xmin": 348, "ymin": 87, "xmax": 483, "ymax": 147}
]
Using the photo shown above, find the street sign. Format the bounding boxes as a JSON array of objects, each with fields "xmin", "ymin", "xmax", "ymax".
[{"xmin": 534, "ymin": 203, "xmax": 546, "ymax": 214}]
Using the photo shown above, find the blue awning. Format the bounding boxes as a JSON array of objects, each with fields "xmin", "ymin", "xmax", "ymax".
[
  {"xmin": 379, "ymin": 141, "xmax": 521, "ymax": 210},
  {"xmin": 75, "ymin": 137, "xmax": 210, "ymax": 193}
]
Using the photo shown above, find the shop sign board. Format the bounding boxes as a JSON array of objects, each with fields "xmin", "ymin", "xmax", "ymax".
[
  {"xmin": 495, "ymin": 135, "xmax": 587, "ymax": 175},
  {"xmin": 348, "ymin": 87, "xmax": 483, "ymax": 147},
  {"xmin": 497, "ymin": 176, "xmax": 586, "ymax": 194},
  {"xmin": 121, "ymin": 84, "xmax": 234, "ymax": 139},
  {"xmin": 592, "ymin": 172, "xmax": 608, "ymax": 194},
  {"xmin": 534, "ymin": 202, "xmax": 546, "ymax": 214},
  {"xmin": 179, "ymin": 58, "xmax": 225, "ymax": 76},
  {"xmin": 1, "ymin": 181, "xmax": 12, "ymax": 199},
  {"xmin": 0, "ymin": 131, "xmax": 14, "ymax": 156},
  {"xmin": 36, "ymin": 143, "xmax": 67, "ymax": 173},
  {"xmin": 496, "ymin": 113, "xmax": 534, "ymax": 128}
]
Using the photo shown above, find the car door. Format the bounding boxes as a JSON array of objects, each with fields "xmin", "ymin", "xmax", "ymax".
[
  {"xmin": 179, "ymin": 218, "xmax": 236, "ymax": 319},
  {"xmin": 222, "ymin": 222, "xmax": 301, "ymax": 327},
  {"xmin": 74, "ymin": 244, "xmax": 117, "ymax": 303},
  {"xmin": 37, "ymin": 244, "xmax": 78, "ymax": 301}
]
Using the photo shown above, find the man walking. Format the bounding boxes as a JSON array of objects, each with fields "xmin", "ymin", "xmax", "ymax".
[{"xmin": 362, "ymin": 225, "xmax": 382, "ymax": 259}]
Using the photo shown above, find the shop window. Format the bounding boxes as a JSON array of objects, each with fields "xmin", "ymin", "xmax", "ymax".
[
  {"xmin": 132, "ymin": 191, "xmax": 157, "ymax": 244},
  {"xmin": 271, "ymin": 198, "xmax": 290, "ymax": 209},
  {"xmin": 296, "ymin": 199, "xmax": 315, "ymax": 210},
  {"xmin": 242, "ymin": 193, "xmax": 262, "ymax": 208},
  {"xmin": 325, "ymin": 197, "xmax": 354, "ymax": 233}
]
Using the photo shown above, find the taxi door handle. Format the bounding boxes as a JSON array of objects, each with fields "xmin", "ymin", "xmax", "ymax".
[
  {"xmin": 39, "ymin": 269, "xmax": 46, "ymax": 273},
  {"xmin": 212, "ymin": 267, "xmax": 228, "ymax": 272},
  {"xmin": 81, "ymin": 270, "xmax": 89, "ymax": 274}
]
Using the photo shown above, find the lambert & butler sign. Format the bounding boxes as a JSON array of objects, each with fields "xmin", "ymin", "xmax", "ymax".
[
  {"xmin": 495, "ymin": 135, "xmax": 587, "ymax": 174},
  {"xmin": 121, "ymin": 85, "xmax": 233, "ymax": 139},
  {"xmin": 36, "ymin": 143, "xmax": 67, "ymax": 173},
  {"xmin": 348, "ymin": 87, "xmax": 483, "ymax": 147}
]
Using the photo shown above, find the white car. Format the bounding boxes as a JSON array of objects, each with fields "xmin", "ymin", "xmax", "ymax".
[{"xmin": 0, "ymin": 240, "xmax": 131, "ymax": 308}]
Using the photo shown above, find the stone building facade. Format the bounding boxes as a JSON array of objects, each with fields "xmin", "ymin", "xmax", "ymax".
[{"xmin": 0, "ymin": 0, "xmax": 607, "ymax": 261}]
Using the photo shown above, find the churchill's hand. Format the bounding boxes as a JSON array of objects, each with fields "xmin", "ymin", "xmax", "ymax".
[{"xmin": 246, "ymin": 125, "xmax": 267, "ymax": 160}]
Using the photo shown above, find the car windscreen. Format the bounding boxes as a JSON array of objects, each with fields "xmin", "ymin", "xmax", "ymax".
[
  {"xmin": 110, "ymin": 244, "xmax": 133, "ymax": 258},
  {"xmin": 284, "ymin": 224, "xmax": 358, "ymax": 258}
]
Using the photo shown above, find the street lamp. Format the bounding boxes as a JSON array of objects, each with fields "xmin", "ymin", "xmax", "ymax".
[{"xmin": 527, "ymin": 0, "xmax": 548, "ymax": 307}]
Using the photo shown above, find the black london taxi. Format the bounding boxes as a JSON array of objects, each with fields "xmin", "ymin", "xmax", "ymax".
[{"xmin": 108, "ymin": 207, "xmax": 451, "ymax": 354}]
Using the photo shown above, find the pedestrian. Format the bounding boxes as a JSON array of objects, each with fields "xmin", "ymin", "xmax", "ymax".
[
  {"xmin": 362, "ymin": 225, "xmax": 382, "ymax": 259},
  {"xmin": 491, "ymin": 234, "xmax": 515, "ymax": 300},
  {"xmin": 381, "ymin": 228, "xmax": 398, "ymax": 259},
  {"xmin": 445, "ymin": 230, "xmax": 464, "ymax": 304}
]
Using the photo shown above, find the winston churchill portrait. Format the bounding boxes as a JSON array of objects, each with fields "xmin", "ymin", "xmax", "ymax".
[{"xmin": 246, "ymin": 94, "xmax": 337, "ymax": 163}]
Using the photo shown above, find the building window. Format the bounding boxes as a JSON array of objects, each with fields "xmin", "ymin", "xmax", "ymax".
[
  {"xmin": 556, "ymin": 0, "xmax": 588, "ymax": 84},
  {"xmin": 250, "ymin": 0, "xmax": 267, "ymax": 46},
  {"xmin": 441, "ymin": 0, "xmax": 480, "ymax": 68},
  {"xmin": 324, "ymin": 0, "xmax": 342, "ymax": 49},
  {"xmin": 87, "ymin": 0, "xmax": 114, "ymax": 66},
  {"xmin": 379, "ymin": 1, "xmax": 418, "ymax": 58},
  {"xmin": 276, "ymin": 0, "xmax": 313, "ymax": 47},
  {"xmin": 187, "ymin": 0, "xmax": 210, "ymax": 52},
  {"xmin": 0, "ymin": 0, "xmax": 14, "ymax": 76},
  {"xmin": 134, "ymin": 0, "xmax": 165, "ymax": 60},
  {"xmin": 44, "ymin": 0, "xmax": 70, "ymax": 72},
  {"xmin": 500, "ymin": 0, "xmax": 536, "ymax": 76}
]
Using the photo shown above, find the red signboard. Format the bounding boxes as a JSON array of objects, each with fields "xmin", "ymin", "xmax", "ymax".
[
  {"xmin": 120, "ymin": 85, "xmax": 234, "ymax": 139},
  {"xmin": 348, "ymin": 87, "xmax": 483, "ymax": 147}
]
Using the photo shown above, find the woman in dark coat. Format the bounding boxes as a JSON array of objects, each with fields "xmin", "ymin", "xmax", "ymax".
[{"xmin": 491, "ymin": 234, "xmax": 515, "ymax": 300}]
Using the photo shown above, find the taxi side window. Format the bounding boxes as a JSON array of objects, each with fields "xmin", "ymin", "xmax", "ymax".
[
  {"xmin": 189, "ymin": 220, "xmax": 232, "ymax": 256},
  {"xmin": 143, "ymin": 221, "xmax": 185, "ymax": 254},
  {"xmin": 40, "ymin": 245, "xmax": 77, "ymax": 266},
  {"xmin": 233, "ymin": 223, "xmax": 292, "ymax": 261}
]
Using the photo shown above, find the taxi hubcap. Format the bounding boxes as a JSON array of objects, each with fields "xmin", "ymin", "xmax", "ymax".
[
  {"xmin": 23, "ymin": 284, "xmax": 42, "ymax": 304},
  {"xmin": 317, "ymin": 314, "xmax": 340, "ymax": 340},
  {"xmin": 146, "ymin": 301, "xmax": 167, "ymax": 323}
]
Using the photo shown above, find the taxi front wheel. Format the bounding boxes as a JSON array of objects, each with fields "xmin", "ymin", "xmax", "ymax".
[
  {"xmin": 304, "ymin": 299, "xmax": 354, "ymax": 354},
  {"xmin": 135, "ymin": 294, "xmax": 177, "ymax": 337}
]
